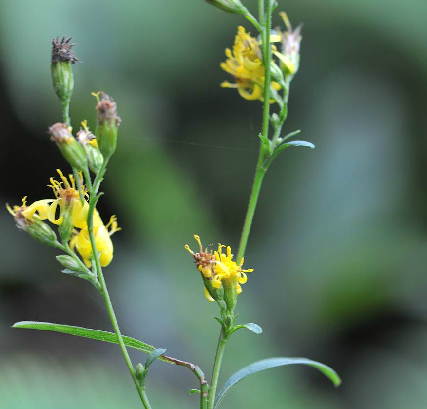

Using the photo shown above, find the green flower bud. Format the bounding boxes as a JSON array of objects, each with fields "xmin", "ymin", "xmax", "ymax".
[
  {"xmin": 58, "ymin": 205, "xmax": 74, "ymax": 243},
  {"xmin": 270, "ymin": 112, "xmax": 280, "ymax": 127},
  {"xmin": 205, "ymin": 0, "xmax": 245, "ymax": 14},
  {"xmin": 51, "ymin": 37, "xmax": 78, "ymax": 109},
  {"xmin": 76, "ymin": 128, "xmax": 104, "ymax": 174},
  {"xmin": 222, "ymin": 278, "xmax": 238, "ymax": 313},
  {"xmin": 49, "ymin": 123, "xmax": 88, "ymax": 171},
  {"xmin": 56, "ymin": 255, "xmax": 84, "ymax": 272},
  {"xmin": 270, "ymin": 62, "xmax": 284, "ymax": 83},
  {"xmin": 202, "ymin": 274, "xmax": 224, "ymax": 303},
  {"xmin": 278, "ymin": 13, "xmax": 302, "ymax": 79},
  {"xmin": 95, "ymin": 93, "xmax": 121, "ymax": 159},
  {"xmin": 25, "ymin": 217, "xmax": 58, "ymax": 247}
]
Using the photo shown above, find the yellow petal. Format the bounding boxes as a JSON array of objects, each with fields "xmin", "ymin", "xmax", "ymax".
[
  {"xmin": 72, "ymin": 199, "xmax": 89, "ymax": 228},
  {"xmin": 47, "ymin": 199, "xmax": 63, "ymax": 225},
  {"xmin": 22, "ymin": 199, "xmax": 54, "ymax": 220}
]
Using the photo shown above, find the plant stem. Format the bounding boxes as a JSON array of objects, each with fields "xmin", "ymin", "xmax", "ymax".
[
  {"xmin": 72, "ymin": 167, "xmax": 85, "ymax": 203},
  {"xmin": 237, "ymin": 0, "xmax": 272, "ymax": 263},
  {"xmin": 236, "ymin": 153, "xmax": 267, "ymax": 263},
  {"xmin": 62, "ymin": 101, "xmax": 70, "ymax": 125},
  {"xmin": 207, "ymin": 330, "xmax": 227, "ymax": 409},
  {"xmin": 83, "ymin": 160, "xmax": 149, "ymax": 408}
]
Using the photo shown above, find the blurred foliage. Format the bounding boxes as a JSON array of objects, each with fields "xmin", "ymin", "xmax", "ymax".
[{"xmin": 1, "ymin": 0, "xmax": 427, "ymax": 408}]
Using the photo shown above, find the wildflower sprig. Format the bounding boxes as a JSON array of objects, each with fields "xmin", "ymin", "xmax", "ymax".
[{"xmin": 9, "ymin": 6, "xmax": 340, "ymax": 409}]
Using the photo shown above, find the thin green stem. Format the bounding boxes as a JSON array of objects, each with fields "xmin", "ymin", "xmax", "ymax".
[
  {"xmin": 258, "ymin": 0, "xmax": 265, "ymax": 25},
  {"xmin": 236, "ymin": 0, "xmax": 272, "ymax": 263},
  {"xmin": 236, "ymin": 151, "xmax": 267, "ymax": 263},
  {"xmin": 207, "ymin": 331, "xmax": 227, "ymax": 409},
  {"xmin": 261, "ymin": 0, "xmax": 272, "ymax": 140},
  {"xmin": 62, "ymin": 101, "xmax": 70, "ymax": 126},
  {"xmin": 140, "ymin": 389, "xmax": 152, "ymax": 409},
  {"xmin": 72, "ymin": 167, "xmax": 85, "ymax": 204},
  {"xmin": 84, "ymin": 160, "xmax": 148, "ymax": 408}
]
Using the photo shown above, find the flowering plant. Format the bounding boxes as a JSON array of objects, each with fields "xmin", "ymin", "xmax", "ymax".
[{"xmin": 8, "ymin": 1, "xmax": 340, "ymax": 408}]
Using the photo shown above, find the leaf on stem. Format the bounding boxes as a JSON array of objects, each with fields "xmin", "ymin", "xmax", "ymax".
[
  {"xmin": 228, "ymin": 323, "xmax": 263, "ymax": 337},
  {"xmin": 214, "ymin": 357, "xmax": 341, "ymax": 408},
  {"xmin": 12, "ymin": 321, "xmax": 172, "ymax": 364},
  {"xmin": 284, "ymin": 140, "xmax": 315, "ymax": 148},
  {"xmin": 145, "ymin": 348, "xmax": 167, "ymax": 369}
]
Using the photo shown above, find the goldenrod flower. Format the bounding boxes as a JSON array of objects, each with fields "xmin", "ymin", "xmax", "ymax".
[
  {"xmin": 7, "ymin": 170, "xmax": 121, "ymax": 267},
  {"xmin": 185, "ymin": 235, "xmax": 253, "ymax": 303},
  {"xmin": 212, "ymin": 244, "xmax": 253, "ymax": 294},
  {"xmin": 70, "ymin": 214, "xmax": 121, "ymax": 267},
  {"xmin": 273, "ymin": 12, "xmax": 302, "ymax": 77},
  {"xmin": 6, "ymin": 197, "xmax": 58, "ymax": 246},
  {"xmin": 47, "ymin": 169, "xmax": 89, "ymax": 228},
  {"xmin": 6, "ymin": 168, "xmax": 88, "ymax": 230},
  {"xmin": 220, "ymin": 26, "xmax": 281, "ymax": 101}
]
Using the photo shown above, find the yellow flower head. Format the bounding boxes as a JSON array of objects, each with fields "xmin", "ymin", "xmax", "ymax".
[
  {"xmin": 70, "ymin": 214, "xmax": 121, "ymax": 268},
  {"xmin": 7, "ymin": 170, "xmax": 121, "ymax": 268},
  {"xmin": 273, "ymin": 12, "xmax": 303, "ymax": 76},
  {"xmin": 6, "ymin": 196, "xmax": 42, "ymax": 230},
  {"xmin": 220, "ymin": 26, "xmax": 281, "ymax": 101},
  {"xmin": 47, "ymin": 169, "xmax": 89, "ymax": 228},
  {"xmin": 212, "ymin": 243, "xmax": 253, "ymax": 295},
  {"xmin": 185, "ymin": 234, "xmax": 253, "ymax": 301}
]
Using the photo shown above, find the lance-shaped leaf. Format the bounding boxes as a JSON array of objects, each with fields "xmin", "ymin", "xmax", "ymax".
[
  {"xmin": 214, "ymin": 357, "xmax": 341, "ymax": 408},
  {"xmin": 12, "ymin": 321, "xmax": 172, "ymax": 364},
  {"xmin": 264, "ymin": 140, "xmax": 315, "ymax": 170}
]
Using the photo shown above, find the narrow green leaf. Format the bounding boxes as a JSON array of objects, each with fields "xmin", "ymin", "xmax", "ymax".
[
  {"xmin": 145, "ymin": 348, "xmax": 166, "ymax": 369},
  {"xmin": 281, "ymin": 129, "xmax": 301, "ymax": 142},
  {"xmin": 214, "ymin": 357, "xmax": 341, "ymax": 408},
  {"xmin": 228, "ymin": 323, "xmax": 263, "ymax": 337},
  {"xmin": 285, "ymin": 140, "xmax": 315, "ymax": 149},
  {"xmin": 189, "ymin": 389, "xmax": 200, "ymax": 395},
  {"xmin": 12, "ymin": 321, "xmax": 172, "ymax": 364},
  {"xmin": 264, "ymin": 139, "xmax": 315, "ymax": 171}
]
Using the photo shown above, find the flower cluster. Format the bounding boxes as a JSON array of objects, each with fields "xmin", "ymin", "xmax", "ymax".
[
  {"xmin": 7, "ymin": 170, "xmax": 120, "ymax": 268},
  {"xmin": 220, "ymin": 26, "xmax": 280, "ymax": 101},
  {"xmin": 220, "ymin": 14, "xmax": 302, "ymax": 101},
  {"xmin": 185, "ymin": 235, "xmax": 253, "ymax": 303}
]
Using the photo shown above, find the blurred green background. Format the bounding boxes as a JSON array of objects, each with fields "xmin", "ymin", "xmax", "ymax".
[{"xmin": 1, "ymin": 0, "xmax": 427, "ymax": 408}]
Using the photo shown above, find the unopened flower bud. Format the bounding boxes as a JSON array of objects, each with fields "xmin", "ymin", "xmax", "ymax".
[
  {"xmin": 49, "ymin": 123, "xmax": 88, "ymax": 171},
  {"xmin": 270, "ymin": 113, "xmax": 280, "ymax": 127},
  {"xmin": 95, "ymin": 93, "xmax": 121, "ymax": 159},
  {"xmin": 23, "ymin": 216, "xmax": 58, "ymax": 247},
  {"xmin": 270, "ymin": 62, "xmax": 284, "ymax": 83},
  {"xmin": 56, "ymin": 255, "xmax": 84, "ymax": 272},
  {"xmin": 58, "ymin": 205, "xmax": 74, "ymax": 243},
  {"xmin": 277, "ymin": 13, "xmax": 302, "ymax": 78},
  {"xmin": 205, "ymin": 0, "xmax": 245, "ymax": 14},
  {"xmin": 77, "ymin": 126, "xmax": 103, "ymax": 174},
  {"xmin": 51, "ymin": 36, "xmax": 78, "ymax": 111}
]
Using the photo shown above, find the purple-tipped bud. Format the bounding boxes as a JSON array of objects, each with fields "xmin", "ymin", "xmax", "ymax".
[
  {"xmin": 96, "ymin": 93, "xmax": 121, "ymax": 158},
  {"xmin": 49, "ymin": 123, "xmax": 88, "ymax": 171}
]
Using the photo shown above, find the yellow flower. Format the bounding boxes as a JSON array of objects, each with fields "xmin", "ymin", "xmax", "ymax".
[
  {"xmin": 7, "ymin": 169, "xmax": 121, "ymax": 268},
  {"xmin": 70, "ymin": 214, "xmax": 121, "ymax": 267},
  {"xmin": 220, "ymin": 26, "xmax": 281, "ymax": 101},
  {"xmin": 212, "ymin": 244, "xmax": 253, "ymax": 295},
  {"xmin": 47, "ymin": 169, "xmax": 89, "ymax": 228},
  {"xmin": 6, "ymin": 196, "xmax": 52, "ymax": 230},
  {"xmin": 185, "ymin": 234, "xmax": 253, "ymax": 301},
  {"xmin": 273, "ymin": 12, "xmax": 302, "ymax": 77}
]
